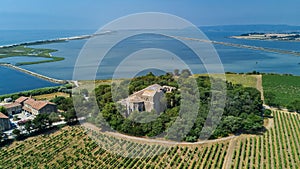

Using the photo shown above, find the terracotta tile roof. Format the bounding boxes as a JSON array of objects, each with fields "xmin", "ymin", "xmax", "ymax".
[
  {"xmin": 15, "ymin": 96, "xmax": 29, "ymax": 104},
  {"xmin": 3, "ymin": 102, "xmax": 21, "ymax": 109},
  {"xmin": 0, "ymin": 112, "xmax": 8, "ymax": 119},
  {"xmin": 24, "ymin": 98, "xmax": 55, "ymax": 111},
  {"xmin": 22, "ymin": 106, "xmax": 32, "ymax": 113}
]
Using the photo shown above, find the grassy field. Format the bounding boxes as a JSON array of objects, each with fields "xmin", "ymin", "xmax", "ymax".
[
  {"xmin": 78, "ymin": 74, "xmax": 258, "ymax": 92},
  {"xmin": 0, "ymin": 111, "xmax": 299, "ymax": 168},
  {"xmin": 33, "ymin": 92, "xmax": 70, "ymax": 100},
  {"xmin": 194, "ymin": 73, "xmax": 258, "ymax": 88},
  {"xmin": 76, "ymin": 79, "xmax": 123, "ymax": 94},
  {"xmin": 225, "ymin": 74, "xmax": 258, "ymax": 88},
  {"xmin": 263, "ymin": 74, "xmax": 300, "ymax": 106}
]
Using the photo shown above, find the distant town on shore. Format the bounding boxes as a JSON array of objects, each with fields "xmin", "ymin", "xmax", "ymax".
[{"xmin": 231, "ymin": 32, "xmax": 300, "ymax": 41}]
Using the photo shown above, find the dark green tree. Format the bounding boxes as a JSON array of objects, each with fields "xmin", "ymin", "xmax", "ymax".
[
  {"xmin": 12, "ymin": 129, "xmax": 23, "ymax": 140},
  {"xmin": 174, "ymin": 69, "xmax": 180, "ymax": 76},
  {"xmin": 24, "ymin": 121, "xmax": 33, "ymax": 134},
  {"xmin": 62, "ymin": 108, "xmax": 78, "ymax": 124},
  {"xmin": 0, "ymin": 106, "xmax": 8, "ymax": 116},
  {"xmin": 264, "ymin": 92, "xmax": 277, "ymax": 107},
  {"xmin": 33, "ymin": 114, "xmax": 52, "ymax": 130},
  {"xmin": 180, "ymin": 69, "xmax": 192, "ymax": 78},
  {"xmin": 287, "ymin": 99, "xmax": 300, "ymax": 113},
  {"xmin": 263, "ymin": 109, "xmax": 272, "ymax": 117}
]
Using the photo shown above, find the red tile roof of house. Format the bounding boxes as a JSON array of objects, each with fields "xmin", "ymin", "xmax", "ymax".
[
  {"xmin": 3, "ymin": 102, "xmax": 21, "ymax": 109},
  {"xmin": 22, "ymin": 106, "xmax": 32, "ymax": 113},
  {"xmin": 24, "ymin": 98, "xmax": 55, "ymax": 111},
  {"xmin": 0, "ymin": 112, "xmax": 8, "ymax": 119},
  {"xmin": 15, "ymin": 96, "xmax": 29, "ymax": 104}
]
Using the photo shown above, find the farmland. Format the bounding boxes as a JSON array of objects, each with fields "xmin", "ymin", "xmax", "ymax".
[
  {"xmin": 194, "ymin": 73, "xmax": 258, "ymax": 89},
  {"xmin": 225, "ymin": 74, "xmax": 258, "ymax": 89},
  {"xmin": 0, "ymin": 126, "xmax": 230, "ymax": 169},
  {"xmin": 263, "ymin": 74, "xmax": 300, "ymax": 107},
  {"xmin": 0, "ymin": 111, "xmax": 299, "ymax": 168},
  {"xmin": 230, "ymin": 111, "xmax": 300, "ymax": 169},
  {"xmin": 33, "ymin": 92, "xmax": 70, "ymax": 100}
]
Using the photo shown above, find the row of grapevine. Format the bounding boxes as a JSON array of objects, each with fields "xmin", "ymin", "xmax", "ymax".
[
  {"xmin": 230, "ymin": 111, "xmax": 300, "ymax": 169},
  {"xmin": 0, "ymin": 126, "xmax": 230, "ymax": 168},
  {"xmin": 1, "ymin": 111, "xmax": 298, "ymax": 168}
]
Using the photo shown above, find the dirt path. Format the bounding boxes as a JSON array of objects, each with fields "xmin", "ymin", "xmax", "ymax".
[
  {"xmin": 222, "ymin": 137, "xmax": 237, "ymax": 169},
  {"xmin": 82, "ymin": 122, "xmax": 236, "ymax": 146},
  {"xmin": 255, "ymin": 74, "xmax": 264, "ymax": 102},
  {"xmin": 265, "ymin": 118, "xmax": 274, "ymax": 130}
]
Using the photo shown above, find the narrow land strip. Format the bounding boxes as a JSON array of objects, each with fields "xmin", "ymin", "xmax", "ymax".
[
  {"xmin": 173, "ymin": 35, "xmax": 300, "ymax": 57},
  {"xmin": 0, "ymin": 63, "xmax": 66, "ymax": 84}
]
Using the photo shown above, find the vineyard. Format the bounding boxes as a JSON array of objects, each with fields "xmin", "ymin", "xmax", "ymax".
[
  {"xmin": 263, "ymin": 74, "xmax": 300, "ymax": 106},
  {"xmin": 0, "ymin": 111, "xmax": 299, "ymax": 168},
  {"xmin": 230, "ymin": 111, "xmax": 300, "ymax": 169}
]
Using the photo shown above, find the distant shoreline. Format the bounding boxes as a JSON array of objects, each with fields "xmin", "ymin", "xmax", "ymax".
[
  {"xmin": 0, "ymin": 31, "xmax": 112, "ymax": 49},
  {"xmin": 231, "ymin": 32, "xmax": 300, "ymax": 41},
  {"xmin": 0, "ymin": 31, "xmax": 112, "ymax": 66},
  {"xmin": 1, "ymin": 30, "xmax": 300, "ymax": 96},
  {"xmin": 173, "ymin": 35, "xmax": 300, "ymax": 57}
]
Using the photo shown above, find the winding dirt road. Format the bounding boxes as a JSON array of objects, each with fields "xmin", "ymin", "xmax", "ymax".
[
  {"xmin": 82, "ymin": 122, "xmax": 236, "ymax": 146},
  {"xmin": 79, "ymin": 73, "xmax": 273, "ymax": 169}
]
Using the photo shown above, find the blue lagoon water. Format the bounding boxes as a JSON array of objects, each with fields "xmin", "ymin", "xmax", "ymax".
[
  {"xmin": 0, "ymin": 66, "xmax": 59, "ymax": 95},
  {"xmin": 0, "ymin": 26, "xmax": 300, "ymax": 94}
]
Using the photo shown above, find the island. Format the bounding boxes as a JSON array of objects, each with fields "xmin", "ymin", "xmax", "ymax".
[
  {"xmin": 231, "ymin": 32, "xmax": 300, "ymax": 41},
  {"xmin": 0, "ymin": 31, "xmax": 112, "ymax": 66},
  {"xmin": 0, "ymin": 45, "xmax": 63, "ymax": 66}
]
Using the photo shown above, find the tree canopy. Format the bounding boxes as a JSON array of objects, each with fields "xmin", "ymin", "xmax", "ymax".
[{"xmin": 89, "ymin": 73, "xmax": 264, "ymax": 141}]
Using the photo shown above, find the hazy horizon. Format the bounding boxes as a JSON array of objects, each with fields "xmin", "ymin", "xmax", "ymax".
[{"xmin": 0, "ymin": 0, "xmax": 299, "ymax": 30}]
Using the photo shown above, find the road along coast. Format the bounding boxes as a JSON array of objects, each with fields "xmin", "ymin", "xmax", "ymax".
[{"xmin": 0, "ymin": 63, "xmax": 67, "ymax": 84}]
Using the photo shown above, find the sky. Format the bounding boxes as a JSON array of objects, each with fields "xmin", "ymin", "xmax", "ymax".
[{"xmin": 0, "ymin": 0, "xmax": 299, "ymax": 30}]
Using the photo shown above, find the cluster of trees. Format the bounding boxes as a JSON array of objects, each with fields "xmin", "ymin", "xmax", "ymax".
[
  {"xmin": 264, "ymin": 91, "xmax": 278, "ymax": 107},
  {"xmin": 50, "ymin": 97, "xmax": 78, "ymax": 124},
  {"xmin": 287, "ymin": 100, "xmax": 300, "ymax": 113},
  {"xmin": 90, "ymin": 73, "xmax": 180, "ymax": 137},
  {"xmin": 176, "ymin": 78, "xmax": 264, "ymax": 141},
  {"xmin": 265, "ymin": 91, "xmax": 300, "ymax": 113},
  {"xmin": 90, "ymin": 72, "xmax": 264, "ymax": 142}
]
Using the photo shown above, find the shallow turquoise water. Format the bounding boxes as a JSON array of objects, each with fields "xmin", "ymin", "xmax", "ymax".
[{"xmin": 0, "ymin": 27, "xmax": 300, "ymax": 94}]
